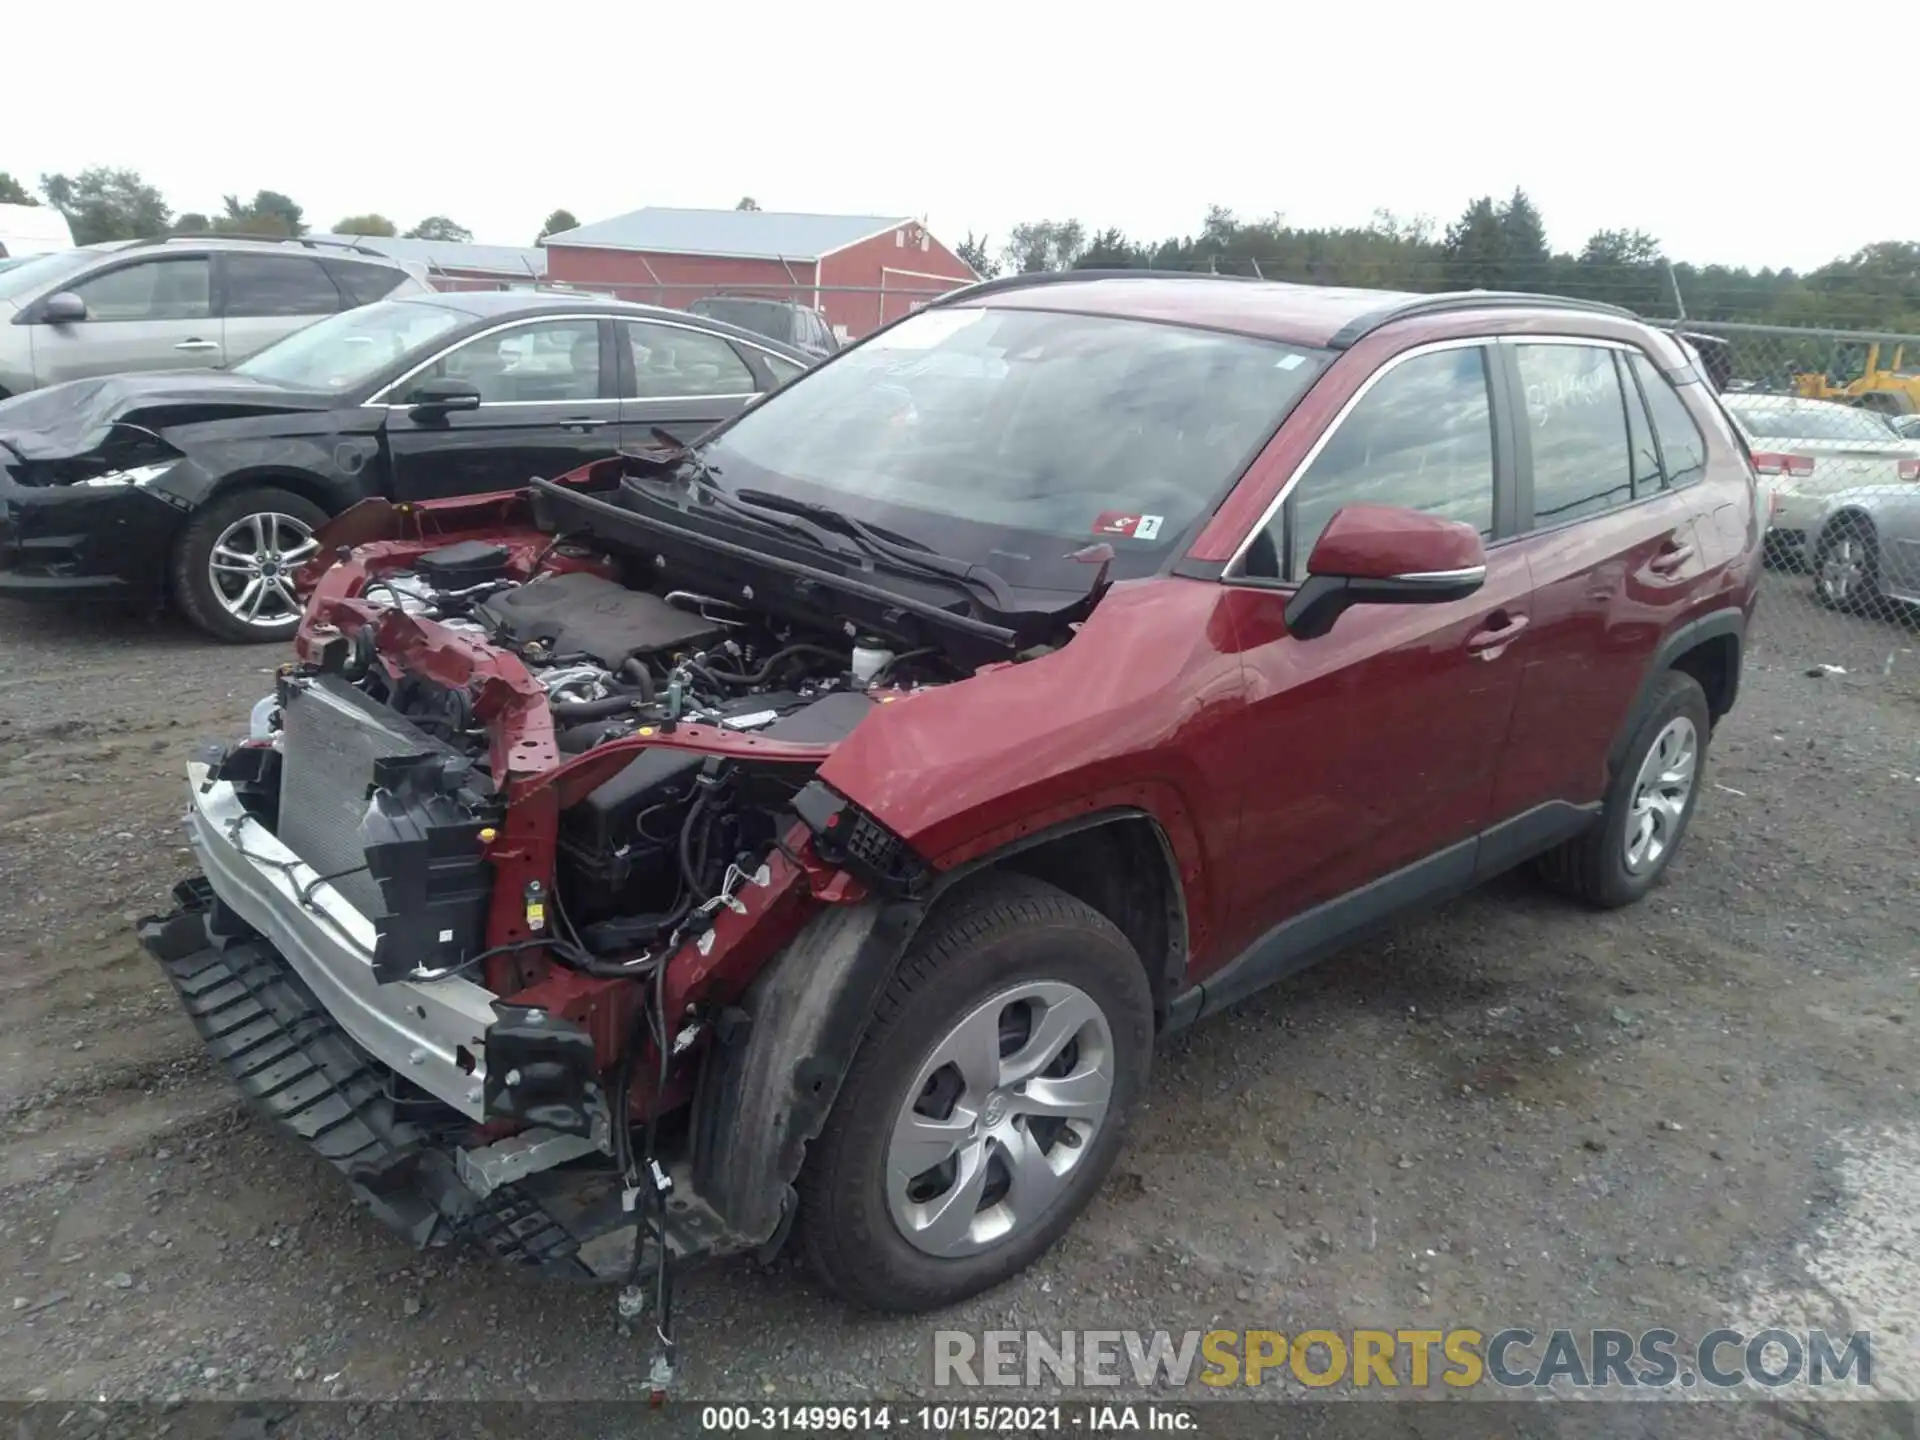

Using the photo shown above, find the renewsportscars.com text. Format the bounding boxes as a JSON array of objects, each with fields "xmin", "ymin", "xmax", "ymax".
[{"xmin": 933, "ymin": 1328, "xmax": 1873, "ymax": 1391}]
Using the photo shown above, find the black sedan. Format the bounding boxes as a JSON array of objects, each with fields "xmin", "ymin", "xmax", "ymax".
[{"xmin": 0, "ymin": 292, "xmax": 811, "ymax": 640}]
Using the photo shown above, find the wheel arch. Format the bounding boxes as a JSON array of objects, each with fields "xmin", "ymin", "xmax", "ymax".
[
  {"xmin": 198, "ymin": 466, "xmax": 351, "ymax": 519},
  {"xmin": 683, "ymin": 809, "xmax": 1190, "ymax": 1262},
  {"xmin": 1610, "ymin": 606, "xmax": 1746, "ymax": 773}
]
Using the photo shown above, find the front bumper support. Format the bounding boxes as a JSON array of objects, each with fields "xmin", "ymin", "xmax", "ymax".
[{"xmin": 139, "ymin": 880, "xmax": 588, "ymax": 1274}]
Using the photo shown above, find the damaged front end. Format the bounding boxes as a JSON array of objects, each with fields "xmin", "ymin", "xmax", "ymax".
[{"xmin": 136, "ymin": 473, "xmax": 1059, "ymax": 1341}]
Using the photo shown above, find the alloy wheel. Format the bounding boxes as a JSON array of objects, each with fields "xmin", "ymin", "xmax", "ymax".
[
  {"xmin": 1624, "ymin": 717, "xmax": 1698, "ymax": 875},
  {"xmin": 1817, "ymin": 535, "xmax": 1868, "ymax": 606},
  {"xmin": 208, "ymin": 511, "xmax": 318, "ymax": 628},
  {"xmin": 885, "ymin": 980, "xmax": 1114, "ymax": 1258}
]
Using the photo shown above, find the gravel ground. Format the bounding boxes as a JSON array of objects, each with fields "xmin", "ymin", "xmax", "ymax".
[{"xmin": 0, "ymin": 579, "xmax": 1914, "ymax": 1427}]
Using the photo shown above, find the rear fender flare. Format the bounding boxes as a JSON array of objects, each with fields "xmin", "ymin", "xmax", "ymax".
[{"xmin": 1609, "ymin": 606, "xmax": 1746, "ymax": 773}]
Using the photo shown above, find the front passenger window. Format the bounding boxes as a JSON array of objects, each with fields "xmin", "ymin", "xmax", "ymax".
[
  {"xmin": 67, "ymin": 258, "xmax": 212, "ymax": 321},
  {"xmin": 1248, "ymin": 346, "xmax": 1495, "ymax": 581},
  {"xmin": 416, "ymin": 319, "xmax": 602, "ymax": 403}
]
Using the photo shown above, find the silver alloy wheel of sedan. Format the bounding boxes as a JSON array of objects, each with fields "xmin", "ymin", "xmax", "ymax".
[
  {"xmin": 207, "ymin": 511, "xmax": 318, "ymax": 628},
  {"xmin": 1816, "ymin": 533, "xmax": 1870, "ymax": 606},
  {"xmin": 1623, "ymin": 716, "xmax": 1697, "ymax": 875},
  {"xmin": 886, "ymin": 980, "xmax": 1114, "ymax": 1258}
]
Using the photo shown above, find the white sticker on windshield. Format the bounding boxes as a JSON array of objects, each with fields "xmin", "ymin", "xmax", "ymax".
[
  {"xmin": 1276, "ymin": 353, "xmax": 1306, "ymax": 370},
  {"xmin": 865, "ymin": 307, "xmax": 987, "ymax": 351}
]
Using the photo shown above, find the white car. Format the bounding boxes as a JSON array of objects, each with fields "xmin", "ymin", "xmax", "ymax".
[{"xmin": 1719, "ymin": 393, "xmax": 1920, "ymax": 552}]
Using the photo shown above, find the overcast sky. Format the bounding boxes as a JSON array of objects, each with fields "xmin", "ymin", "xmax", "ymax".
[{"xmin": 9, "ymin": 2, "xmax": 1904, "ymax": 273}]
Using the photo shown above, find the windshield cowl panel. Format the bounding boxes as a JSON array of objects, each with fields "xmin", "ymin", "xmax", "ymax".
[{"xmin": 700, "ymin": 305, "xmax": 1327, "ymax": 586}]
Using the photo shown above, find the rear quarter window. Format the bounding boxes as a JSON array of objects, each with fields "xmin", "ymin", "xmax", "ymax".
[
  {"xmin": 1630, "ymin": 354, "xmax": 1707, "ymax": 488},
  {"xmin": 324, "ymin": 259, "xmax": 408, "ymax": 307}
]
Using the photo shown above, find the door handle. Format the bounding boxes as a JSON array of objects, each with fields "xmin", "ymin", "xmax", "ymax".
[
  {"xmin": 1466, "ymin": 612, "xmax": 1529, "ymax": 653},
  {"xmin": 1648, "ymin": 541, "xmax": 1695, "ymax": 575},
  {"xmin": 560, "ymin": 417, "xmax": 607, "ymax": 431},
  {"xmin": 174, "ymin": 338, "xmax": 218, "ymax": 352}
]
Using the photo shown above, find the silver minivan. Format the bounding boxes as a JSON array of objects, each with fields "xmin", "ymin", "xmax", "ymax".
[{"xmin": 0, "ymin": 235, "xmax": 429, "ymax": 399}]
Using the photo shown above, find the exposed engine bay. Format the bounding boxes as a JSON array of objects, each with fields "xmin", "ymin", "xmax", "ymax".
[{"xmin": 327, "ymin": 539, "xmax": 956, "ymax": 964}]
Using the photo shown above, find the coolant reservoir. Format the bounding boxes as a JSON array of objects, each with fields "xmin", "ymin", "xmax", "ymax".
[{"xmin": 850, "ymin": 640, "xmax": 894, "ymax": 686}]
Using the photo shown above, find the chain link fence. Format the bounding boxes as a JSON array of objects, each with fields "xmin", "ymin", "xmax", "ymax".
[{"xmin": 1678, "ymin": 320, "xmax": 1920, "ymax": 700}]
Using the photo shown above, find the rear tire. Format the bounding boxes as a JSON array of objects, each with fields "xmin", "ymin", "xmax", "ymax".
[
  {"xmin": 1534, "ymin": 670, "xmax": 1711, "ymax": 909},
  {"xmin": 798, "ymin": 874, "xmax": 1154, "ymax": 1313},
  {"xmin": 170, "ymin": 486, "xmax": 328, "ymax": 643},
  {"xmin": 1810, "ymin": 514, "xmax": 1881, "ymax": 613}
]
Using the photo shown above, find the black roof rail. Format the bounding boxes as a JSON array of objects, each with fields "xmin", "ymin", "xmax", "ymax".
[
  {"xmin": 123, "ymin": 233, "xmax": 395, "ymax": 260},
  {"xmin": 1327, "ymin": 290, "xmax": 1640, "ymax": 349},
  {"xmin": 928, "ymin": 267, "xmax": 1270, "ymax": 309}
]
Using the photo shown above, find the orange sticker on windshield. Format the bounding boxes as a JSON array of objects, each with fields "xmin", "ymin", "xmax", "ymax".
[{"xmin": 1092, "ymin": 512, "xmax": 1163, "ymax": 540}]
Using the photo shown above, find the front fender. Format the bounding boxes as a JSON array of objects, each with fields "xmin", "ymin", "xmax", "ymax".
[{"xmin": 686, "ymin": 894, "xmax": 926, "ymax": 1254}]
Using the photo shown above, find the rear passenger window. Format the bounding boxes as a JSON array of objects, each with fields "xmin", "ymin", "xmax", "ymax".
[
  {"xmin": 223, "ymin": 255, "xmax": 342, "ymax": 317},
  {"xmin": 1630, "ymin": 354, "xmax": 1708, "ymax": 489},
  {"xmin": 1514, "ymin": 344, "xmax": 1633, "ymax": 526},
  {"xmin": 1252, "ymin": 346, "xmax": 1495, "ymax": 581}
]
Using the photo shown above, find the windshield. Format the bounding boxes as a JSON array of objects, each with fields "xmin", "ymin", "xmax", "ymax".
[
  {"xmin": 0, "ymin": 249, "xmax": 96, "ymax": 303},
  {"xmin": 699, "ymin": 306, "xmax": 1327, "ymax": 585},
  {"xmin": 1731, "ymin": 400, "xmax": 1900, "ymax": 444},
  {"xmin": 233, "ymin": 299, "xmax": 466, "ymax": 392}
]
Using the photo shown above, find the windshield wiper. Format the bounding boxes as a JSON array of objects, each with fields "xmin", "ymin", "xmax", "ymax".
[
  {"xmin": 732, "ymin": 488, "xmax": 1018, "ymax": 611},
  {"xmin": 639, "ymin": 430, "xmax": 1016, "ymax": 611}
]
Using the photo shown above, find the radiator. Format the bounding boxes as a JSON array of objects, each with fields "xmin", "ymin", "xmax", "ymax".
[{"xmin": 276, "ymin": 677, "xmax": 457, "ymax": 918}]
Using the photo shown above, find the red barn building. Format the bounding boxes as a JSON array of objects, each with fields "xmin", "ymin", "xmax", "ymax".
[{"xmin": 541, "ymin": 208, "xmax": 976, "ymax": 339}]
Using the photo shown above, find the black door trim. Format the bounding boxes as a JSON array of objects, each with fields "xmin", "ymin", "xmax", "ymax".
[{"xmin": 1164, "ymin": 799, "xmax": 1603, "ymax": 1030}]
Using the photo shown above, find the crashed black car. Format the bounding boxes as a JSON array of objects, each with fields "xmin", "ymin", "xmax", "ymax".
[{"xmin": 0, "ymin": 291, "xmax": 809, "ymax": 641}]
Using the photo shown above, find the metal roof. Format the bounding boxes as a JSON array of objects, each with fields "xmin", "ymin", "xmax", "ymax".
[
  {"xmin": 305, "ymin": 234, "xmax": 547, "ymax": 278},
  {"xmin": 541, "ymin": 207, "xmax": 910, "ymax": 261}
]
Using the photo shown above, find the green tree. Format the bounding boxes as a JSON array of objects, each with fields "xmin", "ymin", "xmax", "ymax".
[
  {"xmin": 735, "ymin": 196, "xmax": 760, "ymax": 212},
  {"xmin": 405, "ymin": 216, "xmax": 472, "ymax": 243},
  {"xmin": 1075, "ymin": 227, "xmax": 1148, "ymax": 269},
  {"xmin": 0, "ymin": 173, "xmax": 34, "ymax": 206},
  {"xmin": 1004, "ymin": 219, "xmax": 1085, "ymax": 273},
  {"xmin": 1498, "ymin": 187, "xmax": 1550, "ymax": 270},
  {"xmin": 215, "ymin": 190, "xmax": 306, "ymax": 238},
  {"xmin": 332, "ymin": 213, "xmax": 397, "ymax": 237},
  {"xmin": 40, "ymin": 168, "xmax": 171, "ymax": 244},
  {"xmin": 1441, "ymin": 196, "xmax": 1508, "ymax": 290},
  {"xmin": 536, "ymin": 208, "xmax": 579, "ymax": 244},
  {"xmin": 954, "ymin": 231, "xmax": 997, "ymax": 278}
]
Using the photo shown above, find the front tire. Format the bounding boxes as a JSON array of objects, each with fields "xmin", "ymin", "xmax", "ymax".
[
  {"xmin": 170, "ymin": 486, "xmax": 328, "ymax": 643},
  {"xmin": 1535, "ymin": 670, "xmax": 1711, "ymax": 909},
  {"xmin": 798, "ymin": 874, "xmax": 1154, "ymax": 1312}
]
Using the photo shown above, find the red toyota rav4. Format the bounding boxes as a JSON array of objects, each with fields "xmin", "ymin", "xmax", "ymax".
[{"xmin": 139, "ymin": 274, "xmax": 1760, "ymax": 1365}]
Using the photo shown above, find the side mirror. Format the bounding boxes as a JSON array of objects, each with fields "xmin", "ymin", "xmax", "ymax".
[
  {"xmin": 1283, "ymin": 504, "xmax": 1486, "ymax": 640},
  {"xmin": 404, "ymin": 376, "xmax": 482, "ymax": 413},
  {"xmin": 41, "ymin": 292, "xmax": 87, "ymax": 325}
]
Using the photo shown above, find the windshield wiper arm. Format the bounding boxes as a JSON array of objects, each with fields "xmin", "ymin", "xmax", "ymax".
[{"xmin": 732, "ymin": 488, "xmax": 1018, "ymax": 611}]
